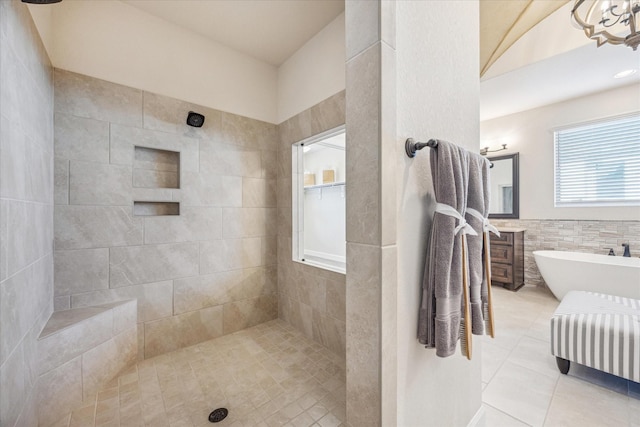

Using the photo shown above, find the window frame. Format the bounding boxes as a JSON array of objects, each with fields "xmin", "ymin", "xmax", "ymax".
[
  {"xmin": 553, "ymin": 113, "xmax": 640, "ymax": 208},
  {"xmin": 291, "ymin": 125, "xmax": 346, "ymax": 275}
]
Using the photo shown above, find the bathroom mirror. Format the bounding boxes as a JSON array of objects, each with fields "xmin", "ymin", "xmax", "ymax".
[{"xmin": 488, "ymin": 153, "xmax": 519, "ymax": 219}]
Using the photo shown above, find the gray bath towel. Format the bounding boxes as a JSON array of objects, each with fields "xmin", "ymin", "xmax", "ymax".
[
  {"xmin": 465, "ymin": 154, "xmax": 491, "ymax": 335},
  {"xmin": 417, "ymin": 140, "xmax": 471, "ymax": 357}
]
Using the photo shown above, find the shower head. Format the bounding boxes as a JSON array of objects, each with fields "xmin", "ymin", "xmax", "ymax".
[
  {"xmin": 186, "ymin": 111, "xmax": 205, "ymax": 128},
  {"xmin": 21, "ymin": 0, "xmax": 63, "ymax": 4}
]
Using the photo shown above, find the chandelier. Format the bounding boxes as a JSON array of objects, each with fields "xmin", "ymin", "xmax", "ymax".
[{"xmin": 572, "ymin": 0, "xmax": 640, "ymax": 50}]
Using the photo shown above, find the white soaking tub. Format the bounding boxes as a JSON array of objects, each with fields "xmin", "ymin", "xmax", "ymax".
[{"xmin": 533, "ymin": 250, "xmax": 640, "ymax": 300}]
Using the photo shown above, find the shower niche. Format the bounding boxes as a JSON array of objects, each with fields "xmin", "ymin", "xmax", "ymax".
[{"xmin": 133, "ymin": 146, "xmax": 181, "ymax": 216}]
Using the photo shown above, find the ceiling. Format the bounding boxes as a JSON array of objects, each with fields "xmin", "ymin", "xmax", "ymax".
[
  {"xmin": 480, "ymin": 2, "xmax": 640, "ymax": 121},
  {"xmin": 123, "ymin": 0, "xmax": 345, "ymax": 66}
]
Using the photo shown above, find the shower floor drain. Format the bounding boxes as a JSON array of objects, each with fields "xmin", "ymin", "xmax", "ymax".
[{"xmin": 208, "ymin": 408, "xmax": 228, "ymax": 423}]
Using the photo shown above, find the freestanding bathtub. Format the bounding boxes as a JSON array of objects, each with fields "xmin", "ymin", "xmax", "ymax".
[{"xmin": 533, "ymin": 250, "xmax": 640, "ymax": 301}]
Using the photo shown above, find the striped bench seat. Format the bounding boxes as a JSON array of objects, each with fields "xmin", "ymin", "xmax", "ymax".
[{"xmin": 550, "ymin": 291, "xmax": 640, "ymax": 383}]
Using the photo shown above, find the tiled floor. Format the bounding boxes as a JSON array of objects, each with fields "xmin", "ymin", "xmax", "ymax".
[
  {"xmin": 58, "ymin": 284, "xmax": 639, "ymax": 427},
  {"xmin": 60, "ymin": 320, "xmax": 346, "ymax": 427},
  {"xmin": 482, "ymin": 285, "xmax": 640, "ymax": 427}
]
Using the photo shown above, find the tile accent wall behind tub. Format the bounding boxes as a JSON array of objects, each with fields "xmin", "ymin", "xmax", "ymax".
[
  {"xmin": 493, "ymin": 219, "xmax": 640, "ymax": 286},
  {"xmin": 53, "ymin": 69, "xmax": 279, "ymax": 359},
  {"xmin": 276, "ymin": 91, "xmax": 347, "ymax": 357}
]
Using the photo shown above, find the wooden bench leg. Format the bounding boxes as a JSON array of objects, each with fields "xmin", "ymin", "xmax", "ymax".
[{"xmin": 556, "ymin": 357, "xmax": 570, "ymax": 375}]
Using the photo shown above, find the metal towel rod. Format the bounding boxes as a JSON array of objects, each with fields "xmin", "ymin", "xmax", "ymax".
[
  {"xmin": 405, "ymin": 137, "xmax": 493, "ymax": 167},
  {"xmin": 405, "ymin": 138, "xmax": 438, "ymax": 158}
]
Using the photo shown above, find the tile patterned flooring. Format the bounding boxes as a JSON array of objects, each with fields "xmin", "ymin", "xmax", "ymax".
[
  {"xmin": 483, "ymin": 285, "xmax": 640, "ymax": 427},
  {"xmin": 58, "ymin": 284, "xmax": 639, "ymax": 427},
  {"xmin": 60, "ymin": 320, "xmax": 346, "ymax": 427}
]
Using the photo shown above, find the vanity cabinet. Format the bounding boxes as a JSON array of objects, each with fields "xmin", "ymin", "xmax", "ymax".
[{"xmin": 490, "ymin": 228, "xmax": 525, "ymax": 291}]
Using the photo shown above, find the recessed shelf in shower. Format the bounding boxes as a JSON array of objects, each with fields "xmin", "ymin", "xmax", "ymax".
[
  {"xmin": 133, "ymin": 146, "xmax": 180, "ymax": 189},
  {"xmin": 133, "ymin": 201, "xmax": 180, "ymax": 216}
]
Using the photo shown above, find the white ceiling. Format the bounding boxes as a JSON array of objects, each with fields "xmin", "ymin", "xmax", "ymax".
[
  {"xmin": 480, "ymin": 2, "xmax": 640, "ymax": 121},
  {"xmin": 123, "ymin": 0, "xmax": 345, "ymax": 66}
]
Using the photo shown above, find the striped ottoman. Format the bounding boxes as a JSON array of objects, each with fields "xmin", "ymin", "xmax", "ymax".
[{"xmin": 550, "ymin": 291, "xmax": 640, "ymax": 383}]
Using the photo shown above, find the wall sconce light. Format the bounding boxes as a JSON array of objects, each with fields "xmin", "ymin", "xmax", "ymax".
[{"xmin": 480, "ymin": 144, "xmax": 507, "ymax": 156}]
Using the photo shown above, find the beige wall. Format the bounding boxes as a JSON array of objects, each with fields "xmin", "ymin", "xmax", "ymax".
[
  {"xmin": 0, "ymin": 1, "xmax": 55, "ymax": 426},
  {"xmin": 395, "ymin": 1, "xmax": 482, "ymax": 425},
  {"xmin": 481, "ymin": 83, "xmax": 640, "ymax": 221},
  {"xmin": 277, "ymin": 12, "xmax": 346, "ymax": 124},
  {"xmin": 29, "ymin": 2, "xmax": 347, "ymax": 125},
  {"xmin": 277, "ymin": 92, "xmax": 346, "ymax": 357},
  {"xmin": 31, "ymin": 0, "xmax": 278, "ymax": 124},
  {"xmin": 53, "ymin": 69, "xmax": 278, "ymax": 359}
]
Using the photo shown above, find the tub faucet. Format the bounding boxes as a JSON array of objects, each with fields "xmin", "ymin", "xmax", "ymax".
[
  {"xmin": 605, "ymin": 248, "xmax": 616, "ymax": 256},
  {"xmin": 622, "ymin": 243, "xmax": 631, "ymax": 257}
]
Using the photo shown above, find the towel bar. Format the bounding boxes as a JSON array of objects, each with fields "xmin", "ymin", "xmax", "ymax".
[
  {"xmin": 405, "ymin": 138, "xmax": 438, "ymax": 158},
  {"xmin": 406, "ymin": 137, "xmax": 493, "ymax": 167}
]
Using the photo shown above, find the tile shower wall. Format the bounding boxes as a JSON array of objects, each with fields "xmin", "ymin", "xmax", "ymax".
[
  {"xmin": 53, "ymin": 69, "xmax": 278, "ymax": 359},
  {"xmin": 276, "ymin": 91, "xmax": 347, "ymax": 357},
  {"xmin": 0, "ymin": 1, "xmax": 55, "ymax": 426},
  {"xmin": 493, "ymin": 219, "xmax": 640, "ymax": 285}
]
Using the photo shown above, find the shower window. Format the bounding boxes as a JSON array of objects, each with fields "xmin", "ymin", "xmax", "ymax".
[{"xmin": 292, "ymin": 125, "xmax": 346, "ymax": 274}]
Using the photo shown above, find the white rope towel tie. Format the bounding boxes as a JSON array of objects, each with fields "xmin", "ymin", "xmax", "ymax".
[
  {"xmin": 435, "ymin": 203, "xmax": 477, "ymax": 236},
  {"xmin": 466, "ymin": 208, "xmax": 500, "ymax": 237}
]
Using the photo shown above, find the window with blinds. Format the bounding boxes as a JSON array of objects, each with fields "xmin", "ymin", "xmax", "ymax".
[{"xmin": 554, "ymin": 113, "xmax": 640, "ymax": 207}]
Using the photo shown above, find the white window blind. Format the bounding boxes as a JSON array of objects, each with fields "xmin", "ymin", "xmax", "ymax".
[{"xmin": 554, "ymin": 114, "xmax": 640, "ymax": 207}]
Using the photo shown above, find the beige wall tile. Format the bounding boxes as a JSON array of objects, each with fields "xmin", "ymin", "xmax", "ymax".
[
  {"xmin": 278, "ymin": 110, "xmax": 312, "ymax": 149},
  {"xmin": 0, "ymin": 255, "xmax": 53, "ymax": 365},
  {"xmin": 54, "ymin": 248, "xmax": 109, "ymax": 296},
  {"xmin": 199, "ymin": 238, "xmax": 262, "ymax": 274},
  {"xmin": 54, "ymin": 159, "xmax": 69, "ymax": 205},
  {"xmin": 312, "ymin": 310, "xmax": 346, "ymax": 356},
  {"xmin": 174, "ymin": 266, "xmax": 275, "ymax": 314},
  {"xmin": 144, "ymin": 306, "xmax": 223, "ymax": 358},
  {"xmin": 243, "ymin": 178, "xmax": 277, "ymax": 208},
  {"xmin": 309, "ymin": 91, "xmax": 346, "ymax": 136},
  {"xmin": 1, "ymin": 3, "xmax": 54, "ymax": 426},
  {"xmin": 82, "ymin": 327, "xmax": 137, "ymax": 400},
  {"xmin": 222, "ymin": 295, "xmax": 278, "ymax": 334},
  {"xmin": 54, "ymin": 69, "xmax": 142, "ymax": 127},
  {"xmin": 199, "ymin": 141, "xmax": 263, "ymax": 178},
  {"xmin": 54, "ymin": 296, "xmax": 71, "ymax": 311},
  {"xmin": 346, "ymin": 0, "xmax": 380, "ymax": 60},
  {"xmin": 110, "ymin": 124, "xmax": 199, "ymax": 172},
  {"xmin": 345, "ymin": 44, "xmax": 381, "ymax": 246},
  {"xmin": 37, "ymin": 357, "xmax": 83, "ymax": 426},
  {"xmin": 261, "ymin": 150, "xmax": 278, "ymax": 179},
  {"xmin": 220, "ymin": 111, "xmax": 277, "ymax": 151},
  {"xmin": 54, "ymin": 112, "xmax": 109, "ymax": 163},
  {"xmin": 0, "ymin": 339, "xmax": 28, "ymax": 427},
  {"xmin": 133, "ymin": 168, "xmax": 178, "ymax": 189},
  {"xmin": 54, "ymin": 205, "xmax": 143, "ymax": 250},
  {"xmin": 143, "ymin": 207, "xmax": 222, "ymax": 244},
  {"xmin": 109, "ymin": 242, "xmax": 198, "ymax": 287},
  {"xmin": 222, "ymin": 208, "xmax": 277, "ymax": 238},
  {"xmin": 71, "ymin": 280, "xmax": 173, "ymax": 322},
  {"xmin": 69, "ymin": 161, "xmax": 132, "ymax": 206},
  {"xmin": 142, "ymin": 91, "xmax": 223, "ymax": 140},
  {"xmin": 178, "ymin": 172, "xmax": 242, "ymax": 207},
  {"xmin": 110, "ymin": 300, "xmax": 137, "ymax": 334},
  {"xmin": 38, "ymin": 309, "xmax": 113, "ymax": 375},
  {"xmin": 345, "ymin": 242, "xmax": 381, "ymax": 426},
  {"xmin": 2, "ymin": 200, "xmax": 53, "ymax": 278},
  {"xmin": 325, "ymin": 279, "xmax": 346, "ymax": 322}
]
